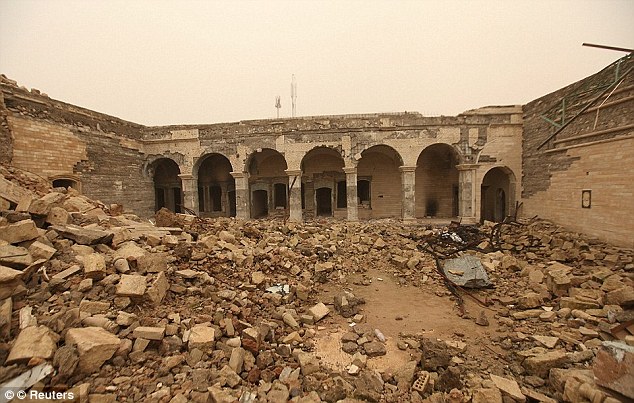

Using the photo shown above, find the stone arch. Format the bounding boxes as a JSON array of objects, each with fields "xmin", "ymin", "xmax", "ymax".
[
  {"xmin": 246, "ymin": 148, "xmax": 288, "ymax": 218},
  {"xmin": 195, "ymin": 153, "xmax": 236, "ymax": 217},
  {"xmin": 416, "ymin": 143, "xmax": 461, "ymax": 218},
  {"xmin": 149, "ymin": 158, "xmax": 182, "ymax": 213},
  {"xmin": 301, "ymin": 146, "xmax": 346, "ymax": 218},
  {"xmin": 357, "ymin": 144, "xmax": 403, "ymax": 219},
  {"xmin": 50, "ymin": 174, "xmax": 81, "ymax": 192},
  {"xmin": 480, "ymin": 166, "xmax": 517, "ymax": 222}
]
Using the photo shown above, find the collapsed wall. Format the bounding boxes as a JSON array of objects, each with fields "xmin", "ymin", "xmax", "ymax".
[
  {"xmin": 0, "ymin": 76, "xmax": 154, "ymax": 216},
  {"xmin": 522, "ymin": 54, "xmax": 634, "ymax": 248}
]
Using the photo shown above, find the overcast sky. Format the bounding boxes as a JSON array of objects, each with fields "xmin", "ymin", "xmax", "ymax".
[{"xmin": 0, "ymin": 1, "xmax": 632, "ymax": 126}]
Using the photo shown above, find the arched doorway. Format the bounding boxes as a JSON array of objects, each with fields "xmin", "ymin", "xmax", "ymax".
[
  {"xmin": 196, "ymin": 153, "xmax": 236, "ymax": 217},
  {"xmin": 416, "ymin": 144, "xmax": 460, "ymax": 218},
  {"xmin": 151, "ymin": 158, "xmax": 182, "ymax": 213},
  {"xmin": 357, "ymin": 145, "xmax": 403, "ymax": 219},
  {"xmin": 481, "ymin": 166, "xmax": 516, "ymax": 222},
  {"xmin": 247, "ymin": 149, "xmax": 288, "ymax": 218},
  {"xmin": 52, "ymin": 178, "xmax": 79, "ymax": 191},
  {"xmin": 301, "ymin": 147, "xmax": 345, "ymax": 218}
]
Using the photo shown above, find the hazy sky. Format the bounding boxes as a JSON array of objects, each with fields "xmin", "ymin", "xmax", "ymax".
[{"xmin": 1, "ymin": 1, "xmax": 632, "ymax": 126}]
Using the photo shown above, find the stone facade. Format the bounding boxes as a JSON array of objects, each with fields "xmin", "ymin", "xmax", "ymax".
[{"xmin": 0, "ymin": 53, "xmax": 632, "ymax": 247}]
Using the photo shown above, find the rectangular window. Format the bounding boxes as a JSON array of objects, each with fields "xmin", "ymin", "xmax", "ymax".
[{"xmin": 336, "ymin": 180, "xmax": 347, "ymax": 208}]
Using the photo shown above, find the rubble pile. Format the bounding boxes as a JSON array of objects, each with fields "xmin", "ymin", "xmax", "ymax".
[{"xmin": 0, "ymin": 165, "xmax": 633, "ymax": 403}]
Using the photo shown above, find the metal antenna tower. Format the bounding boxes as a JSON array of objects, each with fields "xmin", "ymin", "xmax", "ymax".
[
  {"xmin": 291, "ymin": 74, "xmax": 297, "ymax": 117},
  {"xmin": 275, "ymin": 96, "xmax": 281, "ymax": 118}
]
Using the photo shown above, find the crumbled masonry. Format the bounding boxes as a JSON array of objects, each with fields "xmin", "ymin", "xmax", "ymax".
[{"xmin": 1, "ymin": 164, "xmax": 633, "ymax": 402}]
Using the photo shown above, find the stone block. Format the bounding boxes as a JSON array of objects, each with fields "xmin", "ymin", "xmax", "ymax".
[
  {"xmin": 523, "ymin": 350, "xmax": 567, "ymax": 378},
  {"xmin": 28, "ymin": 241, "xmax": 56, "ymax": 260},
  {"xmin": 146, "ymin": 271, "xmax": 169, "ymax": 304},
  {"xmin": 79, "ymin": 300, "xmax": 110, "ymax": 315},
  {"xmin": 133, "ymin": 326, "xmax": 165, "ymax": 340},
  {"xmin": 82, "ymin": 253, "xmax": 106, "ymax": 279},
  {"xmin": 137, "ymin": 252, "xmax": 167, "ymax": 273},
  {"xmin": 0, "ymin": 245, "xmax": 33, "ymax": 269},
  {"xmin": 188, "ymin": 325, "xmax": 215, "ymax": 351},
  {"xmin": 6, "ymin": 325, "xmax": 58, "ymax": 364},
  {"xmin": 116, "ymin": 274, "xmax": 147, "ymax": 297},
  {"xmin": 29, "ymin": 192, "xmax": 65, "ymax": 215},
  {"xmin": 51, "ymin": 224, "xmax": 113, "ymax": 245},
  {"xmin": 0, "ymin": 219, "xmax": 39, "ymax": 244},
  {"xmin": 490, "ymin": 374, "xmax": 526, "ymax": 402},
  {"xmin": 46, "ymin": 206, "xmax": 71, "ymax": 226},
  {"xmin": 66, "ymin": 327, "xmax": 121, "ymax": 374},
  {"xmin": 308, "ymin": 302, "xmax": 330, "ymax": 322}
]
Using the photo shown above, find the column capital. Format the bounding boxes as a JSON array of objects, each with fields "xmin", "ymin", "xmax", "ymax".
[
  {"xmin": 343, "ymin": 167, "xmax": 357, "ymax": 174},
  {"xmin": 230, "ymin": 171, "xmax": 249, "ymax": 179},
  {"xmin": 399, "ymin": 165, "xmax": 417, "ymax": 173},
  {"xmin": 178, "ymin": 174, "xmax": 196, "ymax": 180},
  {"xmin": 285, "ymin": 169, "xmax": 302, "ymax": 176},
  {"xmin": 456, "ymin": 163, "xmax": 479, "ymax": 171}
]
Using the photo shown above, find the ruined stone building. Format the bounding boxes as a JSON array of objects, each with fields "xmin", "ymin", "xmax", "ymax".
[{"xmin": 0, "ymin": 54, "xmax": 632, "ymax": 247}]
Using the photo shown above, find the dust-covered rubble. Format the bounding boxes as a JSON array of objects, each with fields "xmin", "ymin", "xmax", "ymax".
[{"xmin": 1, "ymin": 164, "xmax": 633, "ymax": 402}]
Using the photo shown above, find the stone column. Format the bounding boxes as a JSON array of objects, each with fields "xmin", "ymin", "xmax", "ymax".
[
  {"xmin": 457, "ymin": 164, "xmax": 478, "ymax": 224},
  {"xmin": 178, "ymin": 174, "xmax": 199, "ymax": 215},
  {"xmin": 400, "ymin": 166, "xmax": 417, "ymax": 221},
  {"xmin": 343, "ymin": 167, "xmax": 358, "ymax": 221},
  {"xmin": 285, "ymin": 169, "xmax": 302, "ymax": 222},
  {"xmin": 231, "ymin": 171, "xmax": 250, "ymax": 220}
]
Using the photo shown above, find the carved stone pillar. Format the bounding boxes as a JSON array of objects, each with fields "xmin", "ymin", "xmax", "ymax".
[
  {"xmin": 178, "ymin": 174, "xmax": 199, "ymax": 215},
  {"xmin": 285, "ymin": 169, "xmax": 302, "ymax": 222},
  {"xmin": 231, "ymin": 171, "xmax": 250, "ymax": 220},
  {"xmin": 457, "ymin": 164, "xmax": 478, "ymax": 224},
  {"xmin": 344, "ymin": 167, "xmax": 358, "ymax": 221},
  {"xmin": 399, "ymin": 166, "xmax": 417, "ymax": 221}
]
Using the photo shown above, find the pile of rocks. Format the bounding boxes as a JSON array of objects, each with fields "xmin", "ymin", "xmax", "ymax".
[{"xmin": 1, "ymin": 164, "xmax": 633, "ymax": 403}]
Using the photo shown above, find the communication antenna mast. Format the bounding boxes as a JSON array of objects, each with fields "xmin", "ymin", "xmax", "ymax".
[
  {"xmin": 291, "ymin": 74, "xmax": 297, "ymax": 118},
  {"xmin": 275, "ymin": 96, "xmax": 281, "ymax": 118}
]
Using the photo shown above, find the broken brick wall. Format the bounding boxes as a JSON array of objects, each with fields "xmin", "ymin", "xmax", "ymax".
[
  {"xmin": 0, "ymin": 82, "xmax": 13, "ymax": 163},
  {"xmin": 1, "ymin": 80, "xmax": 154, "ymax": 217},
  {"xmin": 522, "ymin": 54, "xmax": 634, "ymax": 247}
]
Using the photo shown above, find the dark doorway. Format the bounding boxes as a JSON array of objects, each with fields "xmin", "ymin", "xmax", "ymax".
[
  {"xmin": 210, "ymin": 185, "xmax": 222, "ymax": 212},
  {"xmin": 228, "ymin": 190, "xmax": 236, "ymax": 217},
  {"xmin": 481, "ymin": 167, "xmax": 515, "ymax": 222},
  {"xmin": 336, "ymin": 181, "xmax": 347, "ymax": 208},
  {"xmin": 155, "ymin": 188, "xmax": 166, "ymax": 210},
  {"xmin": 172, "ymin": 187, "xmax": 182, "ymax": 213},
  {"xmin": 252, "ymin": 189, "xmax": 268, "ymax": 218},
  {"xmin": 274, "ymin": 183, "xmax": 287, "ymax": 208},
  {"xmin": 52, "ymin": 178, "xmax": 77, "ymax": 189},
  {"xmin": 316, "ymin": 187, "xmax": 332, "ymax": 216}
]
